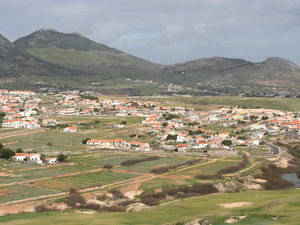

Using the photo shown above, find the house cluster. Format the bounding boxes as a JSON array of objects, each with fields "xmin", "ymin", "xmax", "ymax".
[
  {"xmin": 0, "ymin": 90, "xmax": 41, "ymax": 129},
  {"xmin": 1, "ymin": 90, "xmax": 298, "ymax": 153},
  {"xmin": 13, "ymin": 153, "xmax": 57, "ymax": 165},
  {"xmin": 86, "ymin": 138, "xmax": 150, "ymax": 151}
]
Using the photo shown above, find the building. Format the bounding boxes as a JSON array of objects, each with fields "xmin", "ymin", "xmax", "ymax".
[{"xmin": 63, "ymin": 126, "xmax": 78, "ymax": 132}]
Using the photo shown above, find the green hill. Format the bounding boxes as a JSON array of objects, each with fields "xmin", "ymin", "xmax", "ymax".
[
  {"xmin": 12, "ymin": 29, "xmax": 162, "ymax": 94},
  {"xmin": 0, "ymin": 29, "xmax": 299, "ymax": 93},
  {"xmin": 0, "ymin": 33, "xmax": 87, "ymax": 90},
  {"xmin": 161, "ymin": 56, "xmax": 300, "ymax": 88}
]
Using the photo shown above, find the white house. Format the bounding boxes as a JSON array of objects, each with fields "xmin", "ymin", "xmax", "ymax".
[
  {"xmin": 26, "ymin": 153, "xmax": 41, "ymax": 161},
  {"xmin": 13, "ymin": 153, "xmax": 26, "ymax": 161},
  {"xmin": 63, "ymin": 126, "xmax": 77, "ymax": 132},
  {"xmin": 249, "ymin": 124, "xmax": 267, "ymax": 130},
  {"xmin": 46, "ymin": 157, "xmax": 58, "ymax": 164}
]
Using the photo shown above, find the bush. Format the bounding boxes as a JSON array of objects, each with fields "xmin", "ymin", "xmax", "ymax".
[
  {"xmin": 195, "ymin": 174, "xmax": 223, "ymax": 179},
  {"xmin": 121, "ymin": 156, "xmax": 159, "ymax": 166},
  {"xmin": 139, "ymin": 183, "xmax": 218, "ymax": 206},
  {"xmin": 109, "ymin": 189, "xmax": 126, "ymax": 199},
  {"xmin": 82, "ymin": 139, "xmax": 90, "ymax": 144},
  {"xmin": 66, "ymin": 188, "xmax": 86, "ymax": 207},
  {"xmin": 103, "ymin": 164, "xmax": 113, "ymax": 170},
  {"xmin": 35, "ymin": 204, "xmax": 56, "ymax": 212},
  {"xmin": 15, "ymin": 148, "xmax": 24, "ymax": 153},
  {"xmin": 217, "ymin": 154, "xmax": 249, "ymax": 174},
  {"xmin": 0, "ymin": 148, "xmax": 15, "ymax": 159},
  {"xmin": 258, "ymin": 164, "xmax": 293, "ymax": 190},
  {"xmin": 57, "ymin": 154, "xmax": 68, "ymax": 162}
]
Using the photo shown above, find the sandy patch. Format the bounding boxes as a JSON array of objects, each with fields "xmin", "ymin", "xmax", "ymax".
[
  {"xmin": 254, "ymin": 178, "xmax": 267, "ymax": 184},
  {"xmin": 219, "ymin": 202, "xmax": 252, "ymax": 208},
  {"xmin": 0, "ymin": 172, "xmax": 11, "ymax": 177},
  {"xmin": 0, "ymin": 189, "xmax": 11, "ymax": 196}
]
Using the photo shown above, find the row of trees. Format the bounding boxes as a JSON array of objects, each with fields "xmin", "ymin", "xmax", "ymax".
[{"xmin": 120, "ymin": 156, "xmax": 159, "ymax": 166}]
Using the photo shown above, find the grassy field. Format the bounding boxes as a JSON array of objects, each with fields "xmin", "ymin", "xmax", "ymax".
[
  {"xmin": 2, "ymin": 188, "xmax": 300, "ymax": 224},
  {"xmin": 146, "ymin": 96, "xmax": 300, "ymax": 112},
  {"xmin": 27, "ymin": 170, "xmax": 139, "ymax": 191},
  {"xmin": 0, "ymin": 185, "xmax": 59, "ymax": 203},
  {"xmin": 172, "ymin": 159, "xmax": 241, "ymax": 176}
]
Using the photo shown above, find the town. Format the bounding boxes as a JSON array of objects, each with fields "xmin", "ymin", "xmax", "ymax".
[
  {"xmin": 0, "ymin": 89, "xmax": 299, "ymax": 161},
  {"xmin": 0, "ymin": 89, "xmax": 300, "ymax": 224}
]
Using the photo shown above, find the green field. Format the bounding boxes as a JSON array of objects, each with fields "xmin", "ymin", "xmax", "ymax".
[
  {"xmin": 172, "ymin": 160, "xmax": 241, "ymax": 176},
  {"xmin": 146, "ymin": 96, "xmax": 300, "ymax": 112},
  {"xmin": 2, "ymin": 188, "xmax": 300, "ymax": 224},
  {"xmin": 0, "ymin": 184, "xmax": 59, "ymax": 203},
  {"xmin": 28, "ymin": 170, "xmax": 139, "ymax": 191}
]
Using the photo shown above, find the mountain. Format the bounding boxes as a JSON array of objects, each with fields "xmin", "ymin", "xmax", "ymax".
[
  {"xmin": 14, "ymin": 29, "xmax": 160, "ymax": 91},
  {"xmin": 263, "ymin": 57, "xmax": 300, "ymax": 71},
  {"xmin": 14, "ymin": 29, "xmax": 120, "ymax": 53},
  {"xmin": 0, "ymin": 29, "xmax": 300, "ymax": 94},
  {"xmin": 160, "ymin": 57, "xmax": 300, "ymax": 88},
  {"xmin": 0, "ymin": 33, "xmax": 86, "ymax": 90}
]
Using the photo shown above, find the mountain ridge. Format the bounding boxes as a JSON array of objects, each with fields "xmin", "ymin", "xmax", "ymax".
[{"xmin": 0, "ymin": 29, "xmax": 299, "ymax": 93}]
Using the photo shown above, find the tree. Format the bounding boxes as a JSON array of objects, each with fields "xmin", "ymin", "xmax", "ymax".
[
  {"xmin": 222, "ymin": 140, "xmax": 233, "ymax": 147},
  {"xmin": 57, "ymin": 154, "xmax": 68, "ymax": 162},
  {"xmin": 166, "ymin": 134, "xmax": 178, "ymax": 141},
  {"xmin": 82, "ymin": 139, "xmax": 90, "ymax": 144},
  {"xmin": 15, "ymin": 148, "xmax": 24, "ymax": 153},
  {"xmin": 0, "ymin": 143, "xmax": 3, "ymax": 149},
  {"xmin": 162, "ymin": 122, "xmax": 168, "ymax": 127},
  {"xmin": 40, "ymin": 154, "xmax": 46, "ymax": 162},
  {"xmin": 0, "ymin": 148, "xmax": 15, "ymax": 159},
  {"xmin": 120, "ymin": 121, "xmax": 127, "ymax": 125},
  {"xmin": 103, "ymin": 164, "xmax": 113, "ymax": 170}
]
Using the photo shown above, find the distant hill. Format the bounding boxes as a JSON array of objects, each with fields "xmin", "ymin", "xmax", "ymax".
[
  {"xmin": 160, "ymin": 57, "xmax": 300, "ymax": 88},
  {"xmin": 0, "ymin": 29, "xmax": 299, "ymax": 93},
  {"xmin": 14, "ymin": 29, "xmax": 120, "ymax": 53}
]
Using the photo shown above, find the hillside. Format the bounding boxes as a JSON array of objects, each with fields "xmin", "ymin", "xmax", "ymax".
[
  {"xmin": 161, "ymin": 56, "xmax": 300, "ymax": 88},
  {"xmin": 14, "ymin": 30, "xmax": 161, "ymax": 89},
  {"xmin": 0, "ymin": 29, "xmax": 300, "ymax": 93},
  {"xmin": 0, "ymin": 33, "xmax": 86, "ymax": 90}
]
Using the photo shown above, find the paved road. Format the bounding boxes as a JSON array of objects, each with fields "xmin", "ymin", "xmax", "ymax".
[{"xmin": 266, "ymin": 143, "xmax": 280, "ymax": 155}]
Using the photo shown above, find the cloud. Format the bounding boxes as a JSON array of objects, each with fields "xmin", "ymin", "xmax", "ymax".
[{"xmin": 0, "ymin": 0, "xmax": 299, "ymax": 65}]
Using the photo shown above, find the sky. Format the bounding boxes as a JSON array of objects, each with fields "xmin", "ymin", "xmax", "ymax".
[{"xmin": 1, "ymin": 0, "xmax": 300, "ymax": 65}]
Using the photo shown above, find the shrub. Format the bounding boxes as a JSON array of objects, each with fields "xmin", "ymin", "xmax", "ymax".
[
  {"xmin": 258, "ymin": 164, "xmax": 293, "ymax": 190},
  {"xmin": 195, "ymin": 174, "xmax": 223, "ymax": 179},
  {"xmin": 57, "ymin": 154, "xmax": 68, "ymax": 162},
  {"xmin": 109, "ymin": 189, "xmax": 126, "ymax": 199},
  {"xmin": 35, "ymin": 204, "xmax": 56, "ymax": 212},
  {"xmin": 217, "ymin": 154, "xmax": 249, "ymax": 174},
  {"xmin": 0, "ymin": 148, "xmax": 15, "ymax": 159},
  {"xmin": 66, "ymin": 188, "xmax": 86, "ymax": 207},
  {"xmin": 103, "ymin": 164, "xmax": 113, "ymax": 170},
  {"xmin": 139, "ymin": 183, "xmax": 218, "ymax": 206},
  {"xmin": 121, "ymin": 156, "xmax": 159, "ymax": 166}
]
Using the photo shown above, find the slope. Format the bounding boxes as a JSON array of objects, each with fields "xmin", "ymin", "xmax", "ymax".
[
  {"xmin": 14, "ymin": 29, "xmax": 161, "ymax": 81},
  {"xmin": 160, "ymin": 56, "xmax": 300, "ymax": 88},
  {"xmin": 0, "ymin": 34, "xmax": 87, "ymax": 90}
]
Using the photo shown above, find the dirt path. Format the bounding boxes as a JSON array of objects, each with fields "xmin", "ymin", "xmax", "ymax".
[
  {"xmin": 224, "ymin": 162, "xmax": 262, "ymax": 177},
  {"xmin": 169, "ymin": 157, "xmax": 226, "ymax": 174},
  {"xmin": 0, "ymin": 129, "xmax": 45, "ymax": 140}
]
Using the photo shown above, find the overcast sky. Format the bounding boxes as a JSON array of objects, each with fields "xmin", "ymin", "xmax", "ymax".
[{"xmin": 1, "ymin": 0, "xmax": 300, "ymax": 65}]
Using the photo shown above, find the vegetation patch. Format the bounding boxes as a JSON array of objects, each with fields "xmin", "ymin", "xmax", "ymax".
[{"xmin": 120, "ymin": 156, "xmax": 159, "ymax": 166}]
